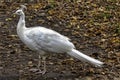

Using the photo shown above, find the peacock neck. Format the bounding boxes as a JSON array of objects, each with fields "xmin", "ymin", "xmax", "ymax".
[
  {"xmin": 17, "ymin": 13, "xmax": 27, "ymax": 39},
  {"xmin": 17, "ymin": 13, "xmax": 26, "ymax": 33}
]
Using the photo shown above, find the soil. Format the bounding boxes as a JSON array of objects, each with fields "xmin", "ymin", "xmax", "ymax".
[{"xmin": 0, "ymin": 1, "xmax": 120, "ymax": 80}]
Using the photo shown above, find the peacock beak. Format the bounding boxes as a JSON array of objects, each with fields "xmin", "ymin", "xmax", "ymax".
[{"xmin": 14, "ymin": 12, "xmax": 17, "ymax": 15}]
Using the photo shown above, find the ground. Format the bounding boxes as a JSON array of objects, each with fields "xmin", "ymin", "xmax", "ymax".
[{"xmin": 0, "ymin": 1, "xmax": 120, "ymax": 80}]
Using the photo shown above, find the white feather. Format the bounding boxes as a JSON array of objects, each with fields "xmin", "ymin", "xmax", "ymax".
[
  {"xmin": 24, "ymin": 27, "xmax": 75, "ymax": 53},
  {"xmin": 67, "ymin": 49, "xmax": 104, "ymax": 67}
]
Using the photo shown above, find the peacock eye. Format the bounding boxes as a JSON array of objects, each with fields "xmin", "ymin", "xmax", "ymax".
[{"xmin": 17, "ymin": 12, "xmax": 20, "ymax": 14}]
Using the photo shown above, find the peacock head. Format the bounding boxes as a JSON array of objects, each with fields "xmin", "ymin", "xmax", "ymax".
[
  {"xmin": 15, "ymin": 5, "xmax": 27, "ymax": 15},
  {"xmin": 15, "ymin": 9, "xmax": 24, "ymax": 15}
]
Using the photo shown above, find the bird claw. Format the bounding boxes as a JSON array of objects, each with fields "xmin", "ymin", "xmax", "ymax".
[
  {"xmin": 29, "ymin": 68, "xmax": 46, "ymax": 75},
  {"xmin": 36, "ymin": 70, "xmax": 46, "ymax": 75}
]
